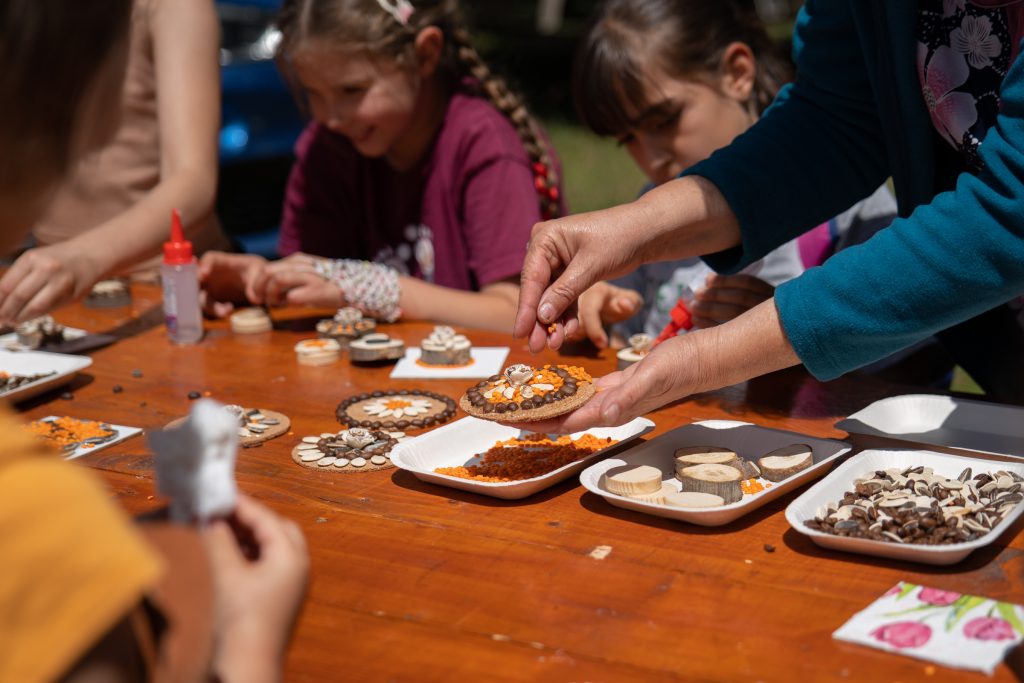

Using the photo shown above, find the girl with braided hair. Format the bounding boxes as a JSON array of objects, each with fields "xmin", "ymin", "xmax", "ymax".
[{"xmin": 200, "ymin": 0, "xmax": 564, "ymax": 331}]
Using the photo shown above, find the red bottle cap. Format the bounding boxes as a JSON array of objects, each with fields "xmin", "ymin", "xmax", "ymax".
[{"xmin": 163, "ymin": 209, "xmax": 194, "ymax": 265}]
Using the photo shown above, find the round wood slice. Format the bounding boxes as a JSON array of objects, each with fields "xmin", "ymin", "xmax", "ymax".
[
  {"xmin": 337, "ymin": 390, "xmax": 456, "ymax": 431},
  {"xmin": 460, "ymin": 382, "xmax": 596, "ymax": 422},
  {"xmin": 165, "ymin": 409, "xmax": 290, "ymax": 449},
  {"xmin": 290, "ymin": 433, "xmax": 397, "ymax": 473}
]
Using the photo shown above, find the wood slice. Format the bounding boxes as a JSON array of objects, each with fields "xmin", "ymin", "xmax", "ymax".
[
  {"xmin": 165, "ymin": 408, "xmax": 290, "ymax": 449},
  {"xmin": 674, "ymin": 446, "xmax": 741, "ymax": 476},
  {"xmin": 460, "ymin": 382, "xmax": 595, "ymax": 423},
  {"xmin": 290, "ymin": 429, "xmax": 400, "ymax": 473},
  {"xmin": 758, "ymin": 444, "xmax": 813, "ymax": 482},
  {"xmin": 677, "ymin": 463, "xmax": 743, "ymax": 504}
]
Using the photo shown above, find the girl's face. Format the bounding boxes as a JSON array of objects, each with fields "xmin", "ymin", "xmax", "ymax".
[
  {"xmin": 292, "ymin": 41, "xmax": 421, "ymax": 160},
  {"xmin": 616, "ymin": 58, "xmax": 757, "ymax": 186}
]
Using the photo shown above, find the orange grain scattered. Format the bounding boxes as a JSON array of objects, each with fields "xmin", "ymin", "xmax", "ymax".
[
  {"xmin": 435, "ymin": 433, "xmax": 617, "ymax": 482},
  {"xmin": 26, "ymin": 416, "xmax": 114, "ymax": 449}
]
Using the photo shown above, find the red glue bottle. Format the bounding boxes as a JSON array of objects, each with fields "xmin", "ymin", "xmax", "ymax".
[{"xmin": 161, "ymin": 209, "xmax": 203, "ymax": 344}]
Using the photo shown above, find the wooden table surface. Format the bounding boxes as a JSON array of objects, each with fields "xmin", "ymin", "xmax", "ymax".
[{"xmin": 23, "ymin": 285, "xmax": 1024, "ymax": 682}]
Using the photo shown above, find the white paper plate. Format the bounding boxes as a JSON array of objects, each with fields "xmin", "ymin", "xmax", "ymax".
[
  {"xmin": 836, "ymin": 394, "xmax": 1024, "ymax": 459},
  {"xmin": 29, "ymin": 416, "xmax": 143, "ymax": 460},
  {"xmin": 390, "ymin": 415, "xmax": 655, "ymax": 499},
  {"xmin": 0, "ymin": 350, "xmax": 93, "ymax": 403},
  {"xmin": 579, "ymin": 420, "xmax": 851, "ymax": 526},
  {"xmin": 389, "ymin": 347, "xmax": 510, "ymax": 379},
  {"xmin": 785, "ymin": 449, "xmax": 1024, "ymax": 565}
]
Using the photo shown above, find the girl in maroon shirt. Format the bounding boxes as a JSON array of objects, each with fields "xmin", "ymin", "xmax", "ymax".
[{"xmin": 201, "ymin": 0, "xmax": 564, "ymax": 332}]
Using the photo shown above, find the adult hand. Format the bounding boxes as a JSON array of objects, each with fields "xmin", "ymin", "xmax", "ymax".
[
  {"xmin": 0, "ymin": 244, "xmax": 99, "ymax": 323},
  {"xmin": 514, "ymin": 205, "xmax": 653, "ymax": 353},
  {"xmin": 198, "ymin": 251, "xmax": 267, "ymax": 317},
  {"xmin": 248, "ymin": 253, "xmax": 343, "ymax": 309},
  {"xmin": 203, "ymin": 495, "xmax": 308, "ymax": 683},
  {"xmin": 502, "ymin": 333, "xmax": 701, "ymax": 433},
  {"xmin": 691, "ymin": 274, "xmax": 775, "ymax": 329},
  {"xmin": 569, "ymin": 281, "xmax": 644, "ymax": 349},
  {"xmin": 513, "ymin": 177, "xmax": 738, "ymax": 353}
]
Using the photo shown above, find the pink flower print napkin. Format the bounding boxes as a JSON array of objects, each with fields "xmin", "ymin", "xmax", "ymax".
[{"xmin": 833, "ymin": 582, "xmax": 1024, "ymax": 675}]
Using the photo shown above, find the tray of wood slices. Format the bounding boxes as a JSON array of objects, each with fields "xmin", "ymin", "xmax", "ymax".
[
  {"xmin": 579, "ymin": 420, "xmax": 852, "ymax": 526},
  {"xmin": 786, "ymin": 448, "xmax": 1024, "ymax": 565}
]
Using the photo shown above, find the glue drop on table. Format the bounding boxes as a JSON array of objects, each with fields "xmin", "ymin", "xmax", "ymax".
[{"xmin": 161, "ymin": 209, "xmax": 203, "ymax": 344}]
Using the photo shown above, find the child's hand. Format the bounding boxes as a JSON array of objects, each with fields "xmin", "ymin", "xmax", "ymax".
[
  {"xmin": 569, "ymin": 282, "xmax": 643, "ymax": 349},
  {"xmin": 0, "ymin": 244, "xmax": 98, "ymax": 323},
  {"xmin": 249, "ymin": 253, "xmax": 344, "ymax": 309},
  {"xmin": 198, "ymin": 251, "xmax": 268, "ymax": 317},
  {"xmin": 202, "ymin": 495, "xmax": 308, "ymax": 683},
  {"xmin": 690, "ymin": 274, "xmax": 774, "ymax": 329}
]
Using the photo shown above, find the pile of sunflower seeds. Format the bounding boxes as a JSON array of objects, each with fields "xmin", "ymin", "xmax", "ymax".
[{"xmin": 805, "ymin": 466, "xmax": 1023, "ymax": 545}]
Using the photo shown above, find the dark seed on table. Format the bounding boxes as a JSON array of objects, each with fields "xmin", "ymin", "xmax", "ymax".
[
  {"xmin": 112, "ymin": 385, "xmax": 123, "ymax": 394},
  {"xmin": 188, "ymin": 391, "xmax": 201, "ymax": 400},
  {"xmin": 763, "ymin": 544, "xmax": 776, "ymax": 553},
  {"xmin": 131, "ymin": 369, "xmax": 143, "ymax": 378},
  {"xmin": 60, "ymin": 392, "xmax": 73, "ymax": 400}
]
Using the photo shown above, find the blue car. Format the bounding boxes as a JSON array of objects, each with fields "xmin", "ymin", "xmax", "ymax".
[{"xmin": 216, "ymin": 0, "xmax": 304, "ymax": 257}]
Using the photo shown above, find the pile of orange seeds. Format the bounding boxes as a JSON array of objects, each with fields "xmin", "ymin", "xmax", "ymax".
[
  {"xmin": 436, "ymin": 433, "xmax": 617, "ymax": 482},
  {"xmin": 26, "ymin": 416, "xmax": 116, "ymax": 452}
]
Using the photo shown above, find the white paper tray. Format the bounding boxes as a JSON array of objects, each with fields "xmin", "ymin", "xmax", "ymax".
[
  {"xmin": 785, "ymin": 449, "xmax": 1024, "ymax": 565},
  {"xmin": 579, "ymin": 420, "xmax": 852, "ymax": 526},
  {"xmin": 389, "ymin": 347, "xmax": 510, "ymax": 379},
  {"xmin": 0, "ymin": 350, "xmax": 92, "ymax": 403},
  {"xmin": 836, "ymin": 394, "xmax": 1024, "ymax": 459},
  {"xmin": 390, "ymin": 416, "xmax": 655, "ymax": 499},
  {"xmin": 30, "ymin": 416, "xmax": 143, "ymax": 460}
]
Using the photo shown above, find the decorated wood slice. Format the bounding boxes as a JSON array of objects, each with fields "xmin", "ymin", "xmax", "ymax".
[
  {"xmin": 316, "ymin": 307, "xmax": 376, "ymax": 348},
  {"xmin": 336, "ymin": 390, "xmax": 456, "ymax": 430},
  {"xmin": 291, "ymin": 428, "xmax": 403, "ymax": 473},
  {"xmin": 166, "ymin": 406, "xmax": 290, "ymax": 449},
  {"xmin": 460, "ymin": 364, "xmax": 596, "ymax": 422}
]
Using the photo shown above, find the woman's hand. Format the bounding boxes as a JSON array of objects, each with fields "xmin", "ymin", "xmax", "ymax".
[
  {"xmin": 503, "ymin": 299, "xmax": 803, "ymax": 433},
  {"xmin": 248, "ymin": 253, "xmax": 344, "ymax": 309},
  {"xmin": 569, "ymin": 281, "xmax": 644, "ymax": 349},
  {"xmin": 0, "ymin": 244, "xmax": 99, "ymax": 323},
  {"xmin": 198, "ymin": 251, "xmax": 268, "ymax": 317},
  {"xmin": 691, "ymin": 274, "xmax": 775, "ymax": 328},
  {"xmin": 513, "ymin": 177, "xmax": 740, "ymax": 353},
  {"xmin": 202, "ymin": 495, "xmax": 308, "ymax": 683}
]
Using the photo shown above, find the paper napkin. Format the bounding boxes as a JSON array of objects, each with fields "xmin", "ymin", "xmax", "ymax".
[{"xmin": 834, "ymin": 581, "xmax": 1024, "ymax": 675}]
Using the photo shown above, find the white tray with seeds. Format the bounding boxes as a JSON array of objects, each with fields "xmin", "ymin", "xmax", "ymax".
[
  {"xmin": 785, "ymin": 449, "xmax": 1024, "ymax": 565},
  {"xmin": 579, "ymin": 420, "xmax": 852, "ymax": 526},
  {"xmin": 835, "ymin": 394, "xmax": 1024, "ymax": 459},
  {"xmin": 390, "ymin": 415, "xmax": 655, "ymax": 499},
  {"xmin": 0, "ymin": 350, "xmax": 92, "ymax": 403}
]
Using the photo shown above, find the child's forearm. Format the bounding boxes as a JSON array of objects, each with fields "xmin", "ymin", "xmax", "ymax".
[{"xmin": 398, "ymin": 277, "xmax": 519, "ymax": 333}]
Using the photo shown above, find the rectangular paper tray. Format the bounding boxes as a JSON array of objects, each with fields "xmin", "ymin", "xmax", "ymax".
[
  {"xmin": 578, "ymin": 420, "xmax": 852, "ymax": 526},
  {"xmin": 0, "ymin": 349, "xmax": 92, "ymax": 404},
  {"xmin": 836, "ymin": 394, "xmax": 1024, "ymax": 459},
  {"xmin": 785, "ymin": 449, "xmax": 1024, "ymax": 565},
  {"xmin": 389, "ymin": 416, "xmax": 655, "ymax": 499}
]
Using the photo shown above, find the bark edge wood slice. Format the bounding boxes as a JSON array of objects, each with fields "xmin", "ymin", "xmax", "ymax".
[
  {"xmin": 676, "ymin": 463, "xmax": 743, "ymax": 504},
  {"xmin": 757, "ymin": 444, "xmax": 813, "ymax": 482},
  {"xmin": 674, "ymin": 446, "xmax": 741, "ymax": 476}
]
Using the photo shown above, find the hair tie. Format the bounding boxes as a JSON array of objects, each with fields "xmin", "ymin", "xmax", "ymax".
[{"xmin": 375, "ymin": 0, "xmax": 414, "ymax": 26}]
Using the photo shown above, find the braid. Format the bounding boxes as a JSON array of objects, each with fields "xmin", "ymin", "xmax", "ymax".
[{"xmin": 449, "ymin": 23, "xmax": 561, "ymax": 220}]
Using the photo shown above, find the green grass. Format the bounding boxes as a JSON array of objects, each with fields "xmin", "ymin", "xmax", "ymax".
[{"xmin": 543, "ymin": 118, "xmax": 648, "ymax": 214}]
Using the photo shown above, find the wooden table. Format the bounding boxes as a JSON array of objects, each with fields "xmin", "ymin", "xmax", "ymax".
[{"xmin": 26, "ymin": 285, "xmax": 1024, "ymax": 682}]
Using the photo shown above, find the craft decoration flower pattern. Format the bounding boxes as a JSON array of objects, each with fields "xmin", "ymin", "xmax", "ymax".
[
  {"xmin": 964, "ymin": 617, "xmax": 1016, "ymax": 641},
  {"xmin": 361, "ymin": 397, "xmax": 434, "ymax": 419},
  {"xmin": 871, "ymin": 621, "xmax": 933, "ymax": 649}
]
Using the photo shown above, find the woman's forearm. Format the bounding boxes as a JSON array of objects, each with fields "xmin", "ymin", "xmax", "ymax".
[{"xmin": 398, "ymin": 277, "xmax": 519, "ymax": 333}]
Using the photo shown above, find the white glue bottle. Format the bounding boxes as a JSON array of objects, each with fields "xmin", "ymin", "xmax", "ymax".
[{"xmin": 161, "ymin": 209, "xmax": 203, "ymax": 344}]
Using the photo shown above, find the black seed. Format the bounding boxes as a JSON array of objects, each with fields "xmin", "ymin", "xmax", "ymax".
[
  {"xmin": 112, "ymin": 385, "xmax": 123, "ymax": 394},
  {"xmin": 60, "ymin": 391, "xmax": 73, "ymax": 400},
  {"xmin": 188, "ymin": 391, "xmax": 201, "ymax": 400},
  {"xmin": 131, "ymin": 369, "xmax": 143, "ymax": 378},
  {"xmin": 763, "ymin": 544, "xmax": 776, "ymax": 553}
]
